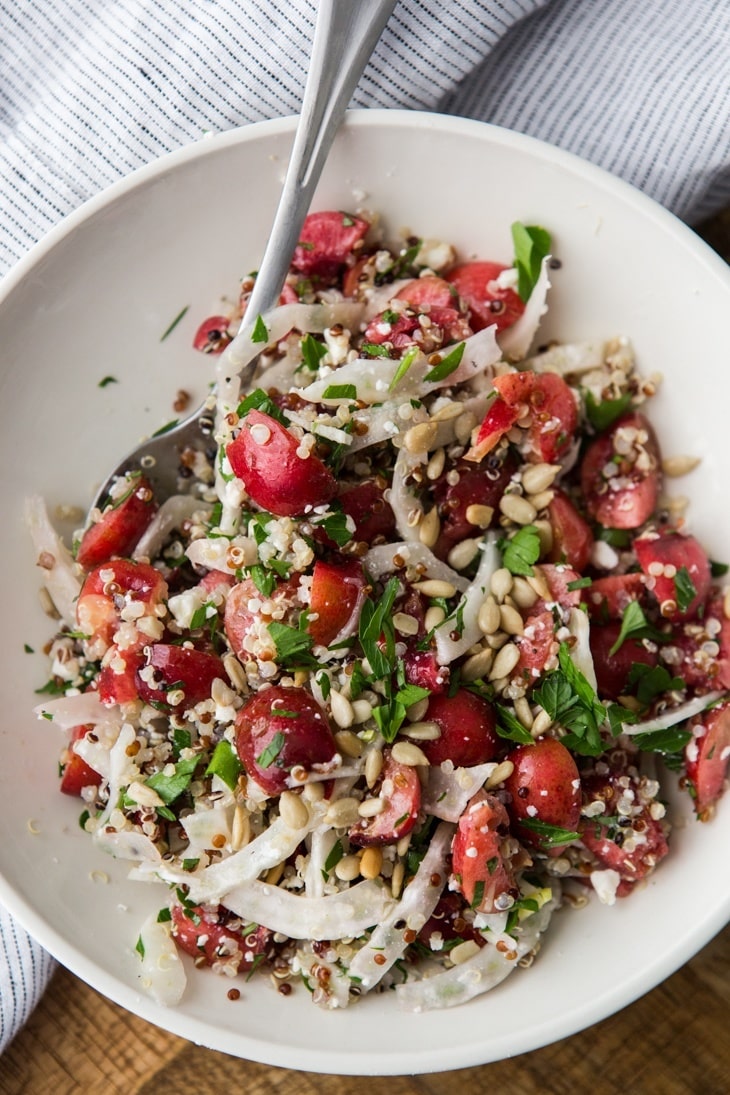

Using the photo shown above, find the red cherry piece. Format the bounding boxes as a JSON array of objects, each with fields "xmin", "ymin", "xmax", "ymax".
[
  {"xmin": 446, "ymin": 262, "xmax": 525, "ymax": 333},
  {"xmin": 227, "ymin": 410, "xmax": 336, "ymax": 517},
  {"xmin": 307, "ymin": 558, "xmax": 365, "ymax": 648},
  {"xmin": 685, "ymin": 701, "xmax": 730, "ymax": 817},
  {"xmin": 580, "ymin": 412, "xmax": 660, "ymax": 530},
  {"xmin": 504, "ymin": 738, "xmax": 581, "ymax": 851},
  {"xmin": 419, "ymin": 690, "xmax": 499, "ymax": 768},
  {"xmin": 235, "ymin": 686, "xmax": 337, "ymax": 795},
  {"xmin": 348, "ymin": 750, "xmax": 421, "ymax": 847},
  {"xmin": 451, "ymin": 792, "xmax": 517, "ymax": 913}
]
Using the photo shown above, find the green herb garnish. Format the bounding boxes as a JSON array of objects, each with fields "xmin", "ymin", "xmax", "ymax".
[
  {"xmin": 423, "ymin": 341, "xmax": 465, "ymax": 384},
  {"xmin": 160, "ymin": 305, "xmax": 190, "ymax": 342},
  {"xmin": 511, "ymin": 222, "xmax": 552, "ymax": 302},
  {"xmin": 256, "ymin": 732, "xmax": 286, "ymax": 769},
  {"xmin": 251, "ymin": 314, "xmax": 269, "ymax": 343},
  {"xmin": 500, "ymin": 525, "xmax": 541, "ymax": 577},
  {"xmin": 205, "ymin": 740, "xmax": 243, "ymax": 790}
]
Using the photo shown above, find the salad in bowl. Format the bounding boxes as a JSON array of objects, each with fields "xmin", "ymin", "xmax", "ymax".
[{"xmin": 28, "ymin": 206, "xmax": 730, "ymax": 1015}]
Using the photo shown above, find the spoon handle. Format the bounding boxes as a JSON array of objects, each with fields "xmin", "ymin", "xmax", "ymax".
[{"xmin": 243, "ymin": 0, "xmax": 398, "ymax": 324}]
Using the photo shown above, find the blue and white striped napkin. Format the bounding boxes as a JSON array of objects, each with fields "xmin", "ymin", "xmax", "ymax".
[{"xmin": 1, "ymin": 0, "xmax": 729, "ymax": 1054}]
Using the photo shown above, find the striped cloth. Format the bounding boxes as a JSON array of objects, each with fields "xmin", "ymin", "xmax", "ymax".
[{"xmin": 1, "ymin": 0, "xmax": 729, "ymax": 1054}]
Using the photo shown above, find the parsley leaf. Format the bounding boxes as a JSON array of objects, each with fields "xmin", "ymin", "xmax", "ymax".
[
  {"xmin": 267, "ymin": 621, "xmax": 316, "ymax": 666},
  {"xmin": 423, "ymin": 342, "xmax": 465, "ymax": 383},
  {"xmin": 500, "ymin": 525, "xmax": 541, "ymax": 576},
  {"xmin": 360, "ymin": 341, "xmax": 392, "ymax": 358},
  {"xmin": 311, "ymin": 507, "xmax": 353, "ymax": 547},
  {"xmin": 626, "ymin": 663, "xmax": 684, "ymax": 706},
  {"xmin": 300, "ymin": 333, "xmax": 328, "ymax": 372},
  {"xmin": 251, "ymin": 314, "xmax": 269, "ymax": 343},
  {"xmin": 389, "ymin": 346, "xmax": 420, "ymax": 392},
  {"xmin": 519, "ymin": 818, "xmax": 580, "ymax": 847},
  {"xmin": 584, "ymin": 390, "xmax": 633, "ymax": 432},
  {"xmin": 533, "ymin": 644, "xmax": 606, "ymax": 755},
  {"xmin": 495, "ymin": 703, "xmax": 534, "ymax": 744},
  {"xmin": 511, "ymin": 222, "xmax": 552, "ymax": 302},
  {"xmin": 609, "ymin": 600, "xmax": 665, "ymax": 656},
  {"xmin": 674, "ymin": 566, "xmax": 697, "ymax": 613},
  {"xmin": 146, "ymin": 754, "xmax": 199, "ymax": 806},
  {"xmin": 205, "ymin": 740, "xmax": 243, "ymax": 790},
  {"xmin": 322, "ymin": 383, "xmax": 357, "ymax": 401},
  {"xmin": 631, "ymin": 725, "xmax": 692, "ymax": 755},
  {"xmin": 237, "ymin": 388, "xmax": 287, "ymax": 424},
  {"xmin": 256, "ymin": 732, "xmax": 285, "ymax": 769}
]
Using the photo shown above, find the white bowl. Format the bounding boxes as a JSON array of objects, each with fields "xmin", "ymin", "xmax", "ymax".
[{"xmin": 1, "ymin": 110, "xmax": 728, "ymax": 1074}]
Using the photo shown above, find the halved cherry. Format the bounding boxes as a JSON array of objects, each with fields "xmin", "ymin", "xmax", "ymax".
[
  {"xmin": 634, "ymin": 530, "xmax": 711, "ymax": 620},
  {"xmin": 514, "ymin": 610, "xmax": 557, "ymax": 684},
  {"xmin": 76, "ymin": 559, "xmax": 168, "ymax": 651},
  {"xmin": 97, "ymin": 649, "xmax": 144, "ymax": 706},
  {"xmin": 432, "ymin": 452, "xmax": 516, "ymax": 558},
  {"xmin": 227, "ymin": 410, "xmax": 336, "ymax": 517},
  {"xmin": 363, "ymin": 305, "xmax": 471, "ymax": 353},
  {"xmin": 192, "ymin": 315, "xmax": 232, "ymax": 354},
  {"xmin": 580, "ymin": 412, "xmax": 660, "ymax": 530},
  {"xmin": 136, "ymin": 644, "xmax": 225, "ymax": 709},
  {"xmin": 503, "ymin": 737, "xmax": 581, "ymax": 852},
  {"xmin": 307, "ymin": 558, "xmax": 365, "ymax": 648},
  {"xmin": 666, "ymin": 596, "xmax": 730, "ymax": 691},
  {"xmin": 446, "ymin": 261, "xmax": 525, "ymax": 332},
  {"xmin": 171, "ymin": 903, "xmax": 272, "ymax": 972},
  {"xmin": 394, "ymin": 276, "xmax": 458, "ymax": 310},
  {"xmin": 546, "ymin": 490, "xmax": 594, "ymax": 572},
  {"xmin": 337, "ymin": 478, "xmax": 396, "ymax": 544},
  {"xmin": 223, "ymin": 577, "xmax": 301, "ymax": 661},
  {"xmin": 451, "ymin": 791, "xmax": 517, "ymax": 913},
  {"xmin": 348, "ymin": 750, "xmax": 421, "ymax": 847},
  {"xmin": 468, "ymin": 371, "xmax": 577, "ymax": 464},
  {"xmin": 403, "ymin": 648, "xmax": 450, "ymax": 694},
  {"xmin": 419, "ymin": 690, "xmax": 499, "ymax": 768},
  {"xmin": 60, "ymin": 725, "xmax": 102, "ymax": 797},
  {"xmin": 584, "ymin": 573, "xmax": 646, "ymax": 621},
  {"xmin": 418, "ymin": 892, "xmax": 486, "ymax": 951},
  {"xmin": 579, "ymin": 766, "xmax": 668, "ymax": 894},
  {"xmin": 685, "ymin": 700, "xmax": 730, "ymax": 818},
  {"xmin": 77, "ymin": 474, "xmax": 158, "ymax": 570},
  {"xmin": 588, "ymin": 623, "xmax": 659, "ymax": 700},
  {"xmin": 291, "ymin": 211, "xmax": 369, "ymax": 282},
  {"xmin": 235, "ymin": 686, "xmax": 337, "ymax": 796}
]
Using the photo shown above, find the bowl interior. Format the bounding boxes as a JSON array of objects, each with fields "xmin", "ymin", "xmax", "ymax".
[{"xmin": 1, "ymin": 110, "xmax": 728, "ymax": 1074}]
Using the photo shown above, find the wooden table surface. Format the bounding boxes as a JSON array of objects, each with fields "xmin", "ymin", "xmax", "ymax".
[{"xmin": 2, "ymin": 215, "xmax": 729, "ymax": 1095}]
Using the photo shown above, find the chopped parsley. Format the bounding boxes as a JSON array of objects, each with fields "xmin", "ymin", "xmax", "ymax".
[
  {"xmin": 423, "ymin": 341, "xmax": 465, "ymax": 383},
  {"xmin": 267, "ymin": 621, "xmax": 316, "ymax": 666},
  {"xmin": 511, "ymin": 222, "xmax": 552, "ymax": 302},
  {"xmin": 205, "ymin": 740, "xmax": 243, "ymax": 790},
  {"xmin": 251, "ymin": 314, "xmax": 269, "ymax": 343},
  {"xmin": 608, "ymin": 600, "xmax": 665, "ymax": 656},
  {"xmin": 495, "ymin": 703, "xmax": 533, "ymax": 744},
  {"xmin": 674, "ymin": 566, "xmax": 697, "ymax": 613},
  {"xmin": 500, "ymin": 525, "xmax": 541, "ymax": 577},
  {"xmin": 321, "ymin": 383, "xmax": 357, "ymax": 401},
  {"xmin": 145, "ymin": 754, "xmax": 199, "ymax": 807},
  {"xmin": 389, "ymin": 345, "xmax": 419, "ymax": 391},
  {"xmin": 256, "ymin": 732, "xmax": 286, "ymax": 769},
  {"xmin": 300, "ymin": 333, "xmax": 328, "ymax": 372},
  {"xmin": 98, "ymin": 375, "xmax": 118, "ymax": 388},
  {"xmin": 584, "ymin": 390, "xmax": 634, "ymax": 432},
  {"xmin": 532, "ymin": 644, "xmax": 606, "ymax": 755},
  {"xmin": 519, "ymin": 818, "xmax": 580, "ymax": 847},
  {"xmin": 160, "ymin": 304, "xmax": 190, "ymax": 342}
]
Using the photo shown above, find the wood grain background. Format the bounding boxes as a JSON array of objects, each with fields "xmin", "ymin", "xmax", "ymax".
[{"xmin": 1, "ymin": 213, "xmax": 728, "ymax": 1095}]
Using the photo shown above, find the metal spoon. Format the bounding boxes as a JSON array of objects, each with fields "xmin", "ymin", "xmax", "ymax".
[{"xmin": 90, "ymin": 0, "xmax": 397, "ymax": 509}]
